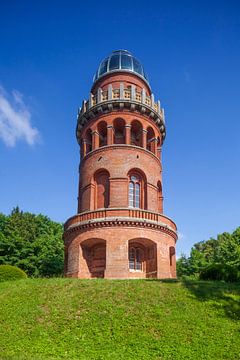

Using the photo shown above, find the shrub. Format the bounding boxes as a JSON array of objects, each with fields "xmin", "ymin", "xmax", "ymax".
[
  {"xmin": 199, "ymin": 263, "xmax": 240, "ymax": 282},
  {"xmin": 0, "ymin": 265, "xmax": 27, "ymax": 282}
]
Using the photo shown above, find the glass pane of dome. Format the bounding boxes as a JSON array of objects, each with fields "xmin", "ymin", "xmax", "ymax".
[
  {"xmin": 133, "ymin": 58, "xmax": 143, "ymax": 75},
  {"xmin": 99, "ymin": 59, "xmax": 108, "ymax": 76},
  {"xmin": 109, "ymin": 55, "xmax": 120, "ymax": 70},
  {"xmin": 93, "ymin": 50, "xmax": 150, "ymax": 87},
  {"xmin": 121, "ymin": 54, "xmax": 132, "ymax": 70}
]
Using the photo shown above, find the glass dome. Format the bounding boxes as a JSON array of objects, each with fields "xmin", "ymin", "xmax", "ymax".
[{"xmin": 93, "ymin": 50, "xmax": 149, "ymax": 85}]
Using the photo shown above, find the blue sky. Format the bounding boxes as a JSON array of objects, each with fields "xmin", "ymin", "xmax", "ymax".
[{"xmin": 0, "ymin": 0, "xmax": 239, "ymax": 255}]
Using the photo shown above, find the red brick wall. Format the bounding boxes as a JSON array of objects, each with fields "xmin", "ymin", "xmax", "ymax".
[
  {"xmin": 91, "ymin": 72, "xmax": 151, "ymax": 95},
  {"xmin": 78, "ymin": 146, "xmax": 162, "ymax": 212},
  {"xmin": 64, "ymin": 70, "xmax": 177, "ymax": 279},
  {"xmin": 64, "ymin": 225, "xmax": 176, "ymax": 279}
]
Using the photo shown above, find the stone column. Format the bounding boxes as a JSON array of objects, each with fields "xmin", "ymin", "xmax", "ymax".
[
  {"xmin": 131, "ymin": 85, "xmax": 136, "ymax": 101},
  {"xmin": 97, "ymin": 88, "xmax": 102, "ymax": 104},
  {"xmin": 142, "ymin": 88, "xmax": 146, "ymax": 104},
  {"xmin": 157, "ymin": 147, "xmax": 162, "ymax": 160},
  {"xmin": 125, "ymin": 124, "xmax": 131, "ymax": 145},
  {"xmin": 107, "ymin": 125, "xmax": 113, "ymax": 145},
  {"xmin": 120, "ymin": 83, "xmax": 124, "ymax": 99}
]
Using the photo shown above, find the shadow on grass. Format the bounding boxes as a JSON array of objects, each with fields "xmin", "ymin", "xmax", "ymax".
[{"xmin": 181, "ymin": 278, "xmax": 240, "ymax": 321}]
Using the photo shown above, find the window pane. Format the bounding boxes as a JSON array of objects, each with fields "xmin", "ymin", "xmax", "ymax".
[
  {"xmin": 131, "ymin": 175, "xmax": 138, "ymax": 182},
  {"xmin": 129, "ymin": 260, "xmax": 135, "ymax": 269},
  {"xmin": 121, "ymin": 54, "xmax": 132, "ymax": 70},
  {"xmin": 135, "ymin": 183, "xmax": 140, "ymax": 194},
  {"xmin": 133, "ymin": 58, "xmax": 143, "ymax": 75},
  {"xmin": 129, "ymin": 248, "xmax": 135, "ymax": 260},
  {"xmin": 109, "ymin": 55, "xmax": 120, "ymax": 70},
  {"xmin": 136, "ymin": 261, "xmax": 142, "ymax": 270},
  {"xmin": 99, "ymin": 59, "xmax": 108, "ymax": 76},
  {"xmin": 135, "ymin": 198, "xmax": 140, "ymax": 207}
]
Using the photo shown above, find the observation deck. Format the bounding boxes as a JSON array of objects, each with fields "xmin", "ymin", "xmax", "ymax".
[
  {"xmin": 76, "ymin": 84, "xmax": 166, "ymax": 143},
  {"xmin": 64, "ymin": 207, "xmax": 177, "ymax": 242}
]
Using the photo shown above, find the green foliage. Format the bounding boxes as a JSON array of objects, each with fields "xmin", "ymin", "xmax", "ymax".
[
  {"xmin": 0, "ymin": 264, "xmax": 27, "ymax": 281},
  {"xmin": 0, "ymin": 207, "xmax": 64, "ymax": 277},
  {"xmin": 200, "ymin": 263, "xmax": 240, "ymax": 282},
  {"xmin": 177, "ymin": 227, "xmax": 240, "ymax": 281},
  {"xmin": 0, "ymin": 278, "xmax": 239, "ymax": 359}
]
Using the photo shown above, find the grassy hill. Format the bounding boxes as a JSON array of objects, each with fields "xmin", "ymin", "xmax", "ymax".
[{"xmin": 0, "ymin": 278, "xmax": 239, "ymax": 360}]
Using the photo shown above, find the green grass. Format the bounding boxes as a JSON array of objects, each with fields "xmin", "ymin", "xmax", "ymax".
[{"xmin": 0, "ymin": 279, "xmax": 239, "ymax": 360}]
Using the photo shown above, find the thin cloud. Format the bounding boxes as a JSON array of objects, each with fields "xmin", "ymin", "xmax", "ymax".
[
  {"xmin": 0, "ymin": 86, "xmax": 39, "ymax": 147},
  {"xmin": 177, "ymin": 232, "xmax": 185, "ymax": 240}
]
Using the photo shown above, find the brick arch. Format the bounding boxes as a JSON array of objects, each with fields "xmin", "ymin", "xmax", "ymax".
[
  {"xmin": 81, "ymin": 238, "xmax": 106, "ymax": 278},
  {"xmin": 113, "ymin": 118, "xmax": 126, "ymax": 144},
  {"xmin": 85, "ymin": 128, "xmax": 92, "ymax": 154},
  {"xmin": 130, "ymin": 119, "xmax": 143, "ymax": 147},
  {"xmin": 128, "ymin": 238, "xmax": 157, "ymax": 278},
  {"xmin": 94, "ymin": 169, "xmax": 110, "ymax": 209},
  {"xmin": 147, "ymin": 126, "xmax": 156, "ymax": 153},
  {"xmin": 97, "ymin": 120, "xmax": 107, "ymax": 147}
]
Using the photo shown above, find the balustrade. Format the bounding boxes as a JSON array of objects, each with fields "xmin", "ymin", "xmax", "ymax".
[
  {"xmin": 64, "ymin": 208, "xmax": 177, "ymax": 232},
  {"xmin": 83, "ymin": 84, "xmax": 164, "ymax": 120}
]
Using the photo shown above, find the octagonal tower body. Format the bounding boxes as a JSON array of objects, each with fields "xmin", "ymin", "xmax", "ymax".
[{"xmin": 64, "ymin": 50, "xmax": 177, "ymax": 279}]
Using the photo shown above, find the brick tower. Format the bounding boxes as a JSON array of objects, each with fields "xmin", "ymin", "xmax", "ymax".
[{"xmin": 63, "ymin": 50, "xmax": 177, "ymax": 279}]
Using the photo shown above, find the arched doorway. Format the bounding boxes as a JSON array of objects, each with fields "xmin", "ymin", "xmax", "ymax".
[
  {"xmin": 113, "ymin": 118, "xmax": 125, "ymax": 144},
  {"xmin": 97, "ymin": 121, "xmax": 107, "ymax": 147},
  {"xmin": 128, "ymin": 238, "xmax": 157, "ymax": 278},
  {"xmin": 131, "ymin": 120, "xmax": 143, "ymax": 147},
  {"xmin": 81, "ymin": 239, "xmax": 106, "ymax": 278}
]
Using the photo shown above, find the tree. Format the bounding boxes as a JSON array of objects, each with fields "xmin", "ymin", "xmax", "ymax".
[
  {"xmin": 177, "ymin": 227, "xmax": 240, "ymax": 281},
  {"xmin": 0, "ymin": 208, "xmax": 64, "ymax": 277}
]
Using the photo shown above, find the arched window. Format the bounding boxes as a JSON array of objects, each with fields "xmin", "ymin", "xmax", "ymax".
[
  {"xmin": 97, "ymin": 121, "xmax": 107, "ymax": 147},
  {"xmin": 113, "ymin": 118, "xmax": 125, "ymax": 144},
  {"xmin": 85, "ymin": 128, "xmax": 92, "ymax": 154},
  {"xmin": 129, "ymin": 247, "xmax": 144, "ymax": 271},
  {"xmin": 129, "ymin": 174, "xmax": 141, "ymax": 208},
  {"xmin": 95, "ymin": 170, "xmax": 110, "ymax": 209},
  {"xmin": 131, "ymin": 120, "xmax": 143, "ymax": 147},
  {"xmin": 147, "ymin": 127, "xmax": 155, "ymax": 153},
  {"xmin": 157, "ymin": 180, "xmax": 163, "ymax": 213}
]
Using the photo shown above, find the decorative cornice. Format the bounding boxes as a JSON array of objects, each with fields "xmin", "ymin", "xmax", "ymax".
[
  {"xmin": 64, "ymin": 216, "xmax": 178, "ymax": 244},
  {"xmin": 77, "ymin": 99, "xmax": 166, "ymax": 144}
]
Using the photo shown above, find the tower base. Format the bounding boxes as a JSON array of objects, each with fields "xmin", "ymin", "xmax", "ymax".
[{"xmin": 64, "ymin": 211, "xmax": 177, "ymax": 279}]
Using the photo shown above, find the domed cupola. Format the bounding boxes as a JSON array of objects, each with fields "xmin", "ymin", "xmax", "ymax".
[{"xmin": 93, "ymin": 50, "xmax": 150, "ymax": 87}]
